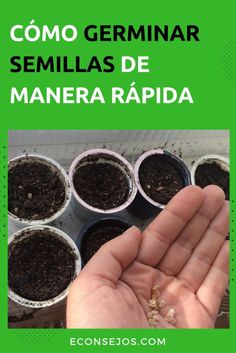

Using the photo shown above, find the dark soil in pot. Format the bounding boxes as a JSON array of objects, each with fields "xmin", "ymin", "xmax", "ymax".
[
  {"xmin": 8, "ymin": 162, "xmax": 65, "ymax": 220},
  {"xmin": 81, "ymin": 219, "xmax": 130, "ymax": 264},
  {"xmin": 73, "ymin": 162, "xmax": 129, "ymax": 210},
  {"xmin": 8, "ymin": 231, "xmax": 75, "ymax": 301},
  {"xmin": 139, "ymin": 155, "xmax": 184, "ymax": 205},
  {"xmin": 195, "ymin": 162, "xmax": 229, "ymax": 200}
]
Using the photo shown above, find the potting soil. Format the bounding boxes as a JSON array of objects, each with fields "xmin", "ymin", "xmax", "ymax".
[
  {"xmin": 8, "ymin": 162, "xmax": 66, "ymax": 220},
  {"xmin": 139, "ymin": 155, "xmax": 184, "ymax": 204},
  {"xmin": 195, "ymin": 162, "xmax": 229, "ymax": 200},
  {"xmin": 81, "ymin": 222, "xmax": 129, "ymax": 264},
  {"xmin": 8, "ymin": 231, "xmax": 76, "ymax": 301},
  {"xmin": 73, "ymin": 162, "xmax": 129, "ymax": 209}
]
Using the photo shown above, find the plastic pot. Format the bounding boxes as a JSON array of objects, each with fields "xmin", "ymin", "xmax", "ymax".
[
  {"xmin": 191, "ymin": 154, "xmax": 229, "ymax": 199},
  {"xmin": 76, "ymin": 216, "xmax": 133, "ymax": 266},
  {"xmin": 191, "ymin": 154, "xmax": 229, "ymax": 183},
  {"xmin": 8, "ymin": 225, "xmax": 81, "ymax": 308},
  {"xmin": 129, "ymin": 149, "xmax": 191, "ymax": 218},
  {"xmin": 69, "ymin": 149, "xmax": 137, "ymax": 221},
  {"xmin": 8, "ymin": 153, "xmax": 72, "ymax": 227}
]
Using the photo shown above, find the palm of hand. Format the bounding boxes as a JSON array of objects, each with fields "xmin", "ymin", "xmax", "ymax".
[
  {"xmin": 121, "ymin": 262, "xmax": 214, "ymax": 328},
  {"xmin": 68, "ymin": 261, "xmax": 213, "ymax": 328},
  {"xmin": 67, "ymin": 186, "xmax": 229, "ymax": 328}
]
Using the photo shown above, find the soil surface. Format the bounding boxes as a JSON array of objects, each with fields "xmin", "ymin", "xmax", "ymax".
[
  {"xmin": 81, "ymin": 220, "xmax": 130, "ymax": 264},
  {"xmin": 8, "ymin": 161, "xmax": 66, "ymax": 220},
  {"xmin": 195, "ymin": 162, "xmax": 229, "ymax": 200},
  {"xmin": 139, "ymin": 155, "xmax": 184, "ymax": 205},
  {"xmin": 8, "ymin": 231, "xmax": 76, "ymax": 301},
  {"xmin": 73, "ymin": 162, "xmax": 129, "ymax": 210}
]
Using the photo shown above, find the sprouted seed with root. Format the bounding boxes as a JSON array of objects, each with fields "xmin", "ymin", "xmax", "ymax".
[{"xmin": 147, "ymin": 284, "xmax": 177, "ymax": 328}]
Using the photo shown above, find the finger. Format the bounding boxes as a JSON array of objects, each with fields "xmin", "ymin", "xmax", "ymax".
[
  {"xmin": 178, "ymin": 201, "xmax": 229, "ymax": 292},
  {"xmin": 137, "ymin": 185, "xmax": 204, "ymax": 267},
  {"xmin": 196, "ymin": 241, "xmax": 229, "ymax": 321},
  {"xmin": 158, "ymin": 185, "xmax": 225, "ymax": 275},
  {"xmin": 81, "ymin": 226, "xmax": 142, "ymax": 283}
]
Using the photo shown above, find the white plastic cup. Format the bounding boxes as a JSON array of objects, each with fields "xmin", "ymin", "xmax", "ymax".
[
  {"xmin": 191, "ymin": 154, "xmax": 229, "ymax": 185},
  {"xmin": 8, "ymin": 225, "xmax": 81, "ymax": 308},
  {"xmin": 69, "ymin": 149, "xmax": 137, "ymax": 221},
  {"xmin": 130, "ymin": 149, "xmax": 191, "ymax": 218},
  {"xmin": 8, "ymin": 153, "xmax": 72, "ymax": 227}
]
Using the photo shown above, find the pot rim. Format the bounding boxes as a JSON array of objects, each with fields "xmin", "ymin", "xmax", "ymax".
[
  {"xmin": 8, "ymin": 153, "xmax": 72, "ymax": 226},
  {"xmin": 134, "ymin": 149, "xmax": 191, "ymax": 209},
  {"xmin": 77, "ymin": 215, "xmax": 133, "ymax": 246},
  {"xmin": 191, "ymin": 154, "xmax": 229, "ymax": 185},
  {"xmin": 69, "ymin": 148, "xmax": 137, "ymax": 214},
  {"xmin": 8, "ymin": 225, "xmax": 81, "ymax": 308}
]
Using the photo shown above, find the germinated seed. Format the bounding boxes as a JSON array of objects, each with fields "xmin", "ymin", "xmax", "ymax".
[
  {"xmin": 147, "ymin": 311, "xmax": 153, "ymax": 319},
  {"xmin": 167, "ymin": 308, "xmax": 175, "ymax": 316},
  {"xmin": 147, "ymin": 284, "xmax": 177, "ymax": 328},
  {"xmin": 151, "ymin": 310, "xmax": 159, "ymax": 315},
  {"xmin": 149, "ymin": 299, "xmax": 157, "ymax": 305},
  {"xmin": 165, "ymin": 315, "xmax": 172, "ymax": 322},
  {"xmin": 159, "ymin": 300, "xmax": 166, "ymax": 308},
  {"xmin": 164, "ymin": 308, "xmax": 177, "ymax": 325},
  {"xmin": 148, "ymin": 318, "xmax": 157, "ymax": 327},
  {"xmin": 151, "ymin": 285, "xmax": 160, "ymax": 299},
  {"xmin": 169, "ymin": 317, "xmax": 177, "ymax": 325},
  {"xmin": 152, "ymin": 314, "xmax": 160, "ymax": 321},
  {"xmin": 165, "ymin": 316, "xmax": 177, "ymax": 325}
]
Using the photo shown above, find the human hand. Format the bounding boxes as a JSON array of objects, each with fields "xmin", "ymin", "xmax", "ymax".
[{"xmin": 67, "ymin": 185, "xmax": 229, "ymax": 328}]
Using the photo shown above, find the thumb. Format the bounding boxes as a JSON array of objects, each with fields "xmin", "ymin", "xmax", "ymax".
[{"xmin": 81, "ymin": 226, "xmax": 142, "ymax": 283}]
